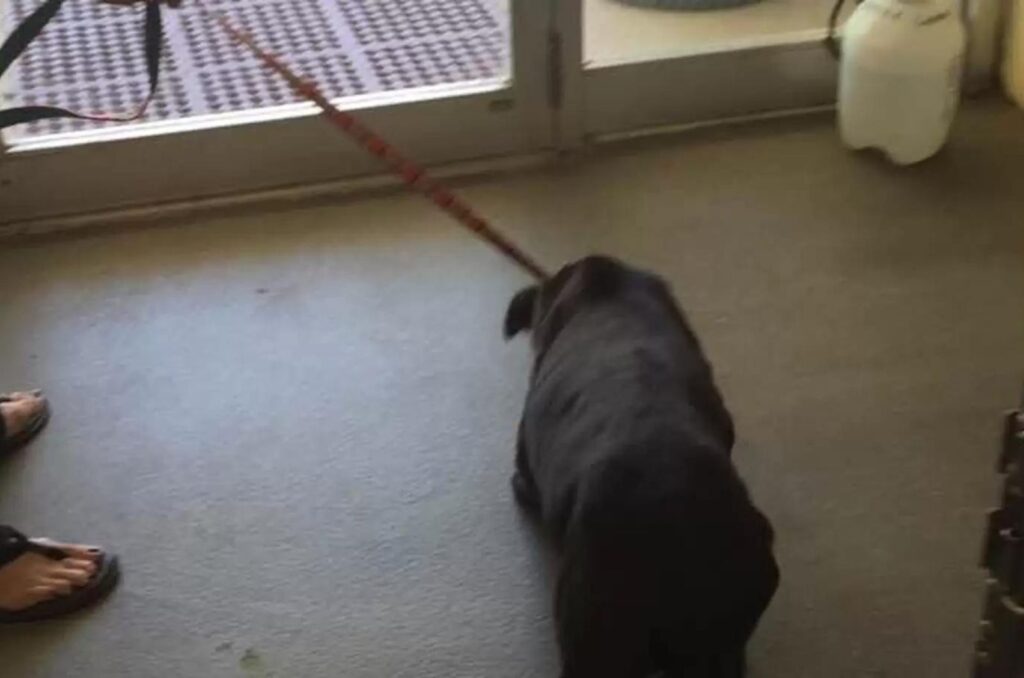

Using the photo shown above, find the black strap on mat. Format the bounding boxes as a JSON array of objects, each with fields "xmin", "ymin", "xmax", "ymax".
[{"xmin": 0, "ymin": 0, "xmax": 164, "ymax": 130}]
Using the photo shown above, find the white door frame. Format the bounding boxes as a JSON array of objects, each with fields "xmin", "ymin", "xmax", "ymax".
[{"xmin": 0, "ymin": 1, "xmax": 555, "ymax": 226}]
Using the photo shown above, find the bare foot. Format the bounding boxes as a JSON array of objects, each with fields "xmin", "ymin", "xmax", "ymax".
[
  {"xmin": 0, "ymin": 540, "xmax": 102, "ymax": 612},
  {"xmin": 1, "ymin": 391, "xmax": 46, "ymax": 439}
]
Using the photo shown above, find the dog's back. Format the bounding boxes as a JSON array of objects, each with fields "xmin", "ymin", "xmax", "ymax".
[{"xmin": 507, "ymin": 257, "xmax": 778, "ymax": 678}]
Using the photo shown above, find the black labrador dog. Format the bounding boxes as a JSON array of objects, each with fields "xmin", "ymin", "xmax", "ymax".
[{"xmin": 504, "ymin": 256, "xmax": 778, "ymax": 678}]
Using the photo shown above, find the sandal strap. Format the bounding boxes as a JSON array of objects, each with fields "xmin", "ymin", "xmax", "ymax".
[
  {"xmin": 0, "ymin": 526, "xmax": 27, "ymax": 568},
  {"xmin": 0, "ymin": 526, "xmax": 68, "ymax": 568},
  {"xmin": 26, "ymin": 541, "xmax": 68, "ymax": 561}
]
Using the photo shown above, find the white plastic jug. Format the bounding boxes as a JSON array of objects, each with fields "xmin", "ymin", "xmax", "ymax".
[
  {"xmin": 838, "ymin": 0, "xmax": 966, "ymax": 165},
  {"xmin": 1005, "ymin": 0, "xmax": 1024, "ymax": 107}
]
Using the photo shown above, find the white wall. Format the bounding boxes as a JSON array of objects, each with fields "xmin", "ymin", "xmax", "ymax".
[{"xmin": 965, "ymin": 0, "xmax": 1005, "ymax": 92}]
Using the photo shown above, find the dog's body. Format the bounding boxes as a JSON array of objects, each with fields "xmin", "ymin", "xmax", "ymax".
[{"xmin": 505, "ymin": 256, "xmax": 778, "ymax": 678}]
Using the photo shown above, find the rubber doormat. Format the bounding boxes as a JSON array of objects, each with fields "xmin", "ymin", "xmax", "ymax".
[{"xmin": 0, "ymin": 0, "xmax": 509, "ymax": 141}]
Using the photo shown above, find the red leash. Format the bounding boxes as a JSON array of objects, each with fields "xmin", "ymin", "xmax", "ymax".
[{"xmin": 194, "ymin": 0, "xmax": 550, "ymax": 283}]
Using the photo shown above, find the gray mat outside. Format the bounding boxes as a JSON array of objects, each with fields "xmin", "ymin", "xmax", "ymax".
[{"xmin": 1, "ymin": 0, "xmax": 509, "ymax": 141}]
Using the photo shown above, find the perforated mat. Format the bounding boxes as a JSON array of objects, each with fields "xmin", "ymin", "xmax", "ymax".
[{"xmin": 0, "ymin": 0, "xmax": 509, "ymax": 141}]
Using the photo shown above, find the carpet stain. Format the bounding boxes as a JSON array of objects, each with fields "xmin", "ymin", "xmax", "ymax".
[{"xmin": 240, "ymin": 647, "xmax": 273, "ymax": 677}]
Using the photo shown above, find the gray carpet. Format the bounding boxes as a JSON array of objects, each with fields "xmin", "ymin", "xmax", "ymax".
[{"xmin": 0, "ymin": 100, "xmax": 1022, "ymax": 678}]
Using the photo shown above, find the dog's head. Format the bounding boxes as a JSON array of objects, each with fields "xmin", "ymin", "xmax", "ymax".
[{"xmin": 503, "ymin": 255, "xmax": 630, "ymax": 350}]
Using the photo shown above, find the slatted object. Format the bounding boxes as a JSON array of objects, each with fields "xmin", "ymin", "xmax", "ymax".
[{"xmin": 974, "ymin": 390, "xmax": 1024, "ymax": 678}]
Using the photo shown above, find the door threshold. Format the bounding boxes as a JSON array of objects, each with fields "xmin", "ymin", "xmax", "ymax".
[
  {"xmin": 0, "ymin": 103, "xmax": 841, "ymax": 241},
  {"xmin": 0, "ymin": 150, "xmax": 552, "ymax": 241}
]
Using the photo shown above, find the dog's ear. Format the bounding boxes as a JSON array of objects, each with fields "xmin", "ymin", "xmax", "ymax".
[{"xmin": 504, "ymin": 286, "xmax": 538, "ymax": 339}]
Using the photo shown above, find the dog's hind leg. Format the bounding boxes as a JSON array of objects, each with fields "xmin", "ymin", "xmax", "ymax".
[
  {"xmin": 555, "ymin": 544, "xmax": 655, "ymax": 678},
  {"xmin": 658, "ymin": 648, "xmax": 746, "ymax": 678}
]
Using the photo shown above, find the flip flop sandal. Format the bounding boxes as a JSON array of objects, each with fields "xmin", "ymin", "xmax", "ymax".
[
  {"xmin": 0, "ymin": 392, "xmax": 51, "ymax": 456},
  {"xmin": 0, "ymin": 528, "xmax": 121, "ymax": 624}
]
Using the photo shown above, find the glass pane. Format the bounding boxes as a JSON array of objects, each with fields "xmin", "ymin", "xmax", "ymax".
[
  {"xmin": 585, "ymin": 0, "xmax": 833, "ymax": 67},
  {"xmin": 1, "ymin": 0, "xmax": 511, "ymax": 143}
]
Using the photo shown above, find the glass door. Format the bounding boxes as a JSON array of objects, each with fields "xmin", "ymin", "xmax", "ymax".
[
  {"xmin": 0, "ymin": 0, "xmax": 554, "ymax": 224},
  {"xmin": 0, "ymin": 1, "xmax": 996, "ymax": 226},
  {"xmin": 560, "ymin": 0, "xmax": 839, "ymax": 140}
]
